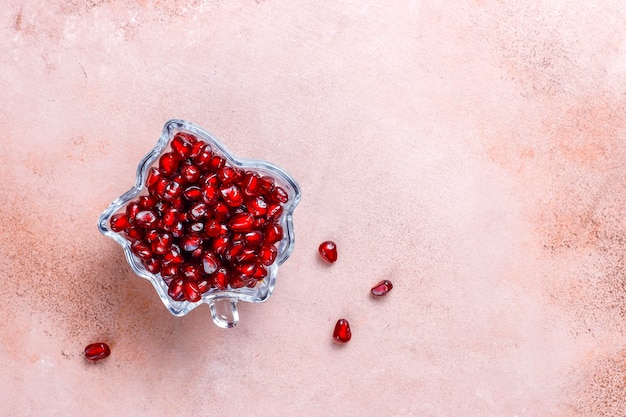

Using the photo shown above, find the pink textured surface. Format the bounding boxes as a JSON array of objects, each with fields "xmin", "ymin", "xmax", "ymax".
[{"xmin": 1, "ymin": 1, "xmax": 626, "ymax": 416}]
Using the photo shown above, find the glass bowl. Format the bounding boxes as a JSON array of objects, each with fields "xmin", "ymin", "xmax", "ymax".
[{"xmin": 98, "ymin": 119, "xmax": 301, "ymax": 328}]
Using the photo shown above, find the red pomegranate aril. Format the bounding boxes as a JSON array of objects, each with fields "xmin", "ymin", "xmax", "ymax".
[
  {"xmin": 212, "ymin": 202, "xmax": 231, "ymax": 221},
  {"xmin": 201, "ymin": 172, "xmax": 220, "ymax": 187},
  {"xmin": 241, "ymin": 172, "xmax": 260, "ymax": 197},
  {"xmin": 144, "ymin": 229, "xmax": 159, "ymax": 243},
  {"xmin": 84, "ymin": 342, "xmax": 111, "ymax": 362},
  {"xmin": 237, "ymin": 248, "xmax": 257, "ymax": 263},
  {"xmin": 189, "ymin": 140, "xmax": 205, "ymax": 158},
  {"xmin": 197, "ymin": 279, "xmax": 211, "ymax": 294},
  {"xmin": 246, "ymin": 279, "xmax": 257, "ymax": 288},
  {"xmin": 333, "ymin": 319, "xmax": 352, "ymax": 343},
  {"xmin": 258, "ymin": 243, "xmax": 277, "ymax": 266},
  {"xmin": 184, "ymin": 280, "xmax": 202, "ymax": 302},
  {"xmin": 218, "ymin": 166, "xmax": 237, "ymax": 184},
  {"xmin": 143, "ymin": 258, "xmax": 161, "ymax": 274},
  {"xmin": 125, "ymin": 201, "xmax": 140, "ymax": 221},
  {"xmin": 161, "ymin": 264, "xmax": 179, "ymax": 281},
  {"xmin": 212, "ymin": 235, "xmax": 231, "ymax": 255},
  {"xmin": 188, "ymin": 222, "xmax": 205, "ymax": 233},
  {"xmin": 110, "ymin": 213, "xmax": 130, "ymax": 232},
  {"xmin": 188, "ymin": 202, "xmax": 209, "ymax": 221},
  {"xmin": 194, "ymin": 144, "xmax": 213, "ymax": 167},
  {"xmin": 246, "ymin": 196, "xmax": 268, "ymax": 217},
  {"xmin": 266, "ymin": 204, "xmax": 283, "ymax": 221},
  {"xmin": 163, "ymin": 244, "xmax": 184, "ymax": 265},
  {"xmin": 163, "ymin": 181, "xmax": 182, "ymax": 202},
  {"xmin": 151, "ymin": 232, "xmax": 173, "ymax": 255},
  {"xmin": 138, "ymin": 195, "xmax": 158, "ymax": 210},
  {"xmin": 181, "ymin": 163, "xmax": 201, "ymax": 183},
  {"xmin": 264, "ymin": 223, "xmax": 284, "ymax": 244},
  {"xmin": 212, "ymin": 268, "xmax": 229, "ymax": 290},
  {"xmin": 168, "ymin": 221, "xmax": 185, "ymax": 238},
  {"xmin": 237, "ymin": 263, "xmax": 256, "ymax": 277},
  {"xmin": 209, "ymin": 155, "xmax": 225, "ymax": 171},
  {"xmin": 161, "ymin": 208, "xmax": 179, "ymax": 228},
  {"xmin": 225, "ymin": 241, "xmax": 245, "ymax": 262},
  {"xmin": 243, "ymin": 230, "xmax": 263, "ymax": 248},
  {"xmin": 124, "ymin": 227, "xmax": 143, "ymax": 241},
  {"xmin": 180, "ymin": 234, "xmax": 203, "ymax": 252},
  {"xmin": 131, "ymin": 240, "xmax": 152, "ymax": 260},
  {"xmin": 319, "ymin": 241, "xmax": 337, "ymax": 263},
  {"xmin": 202, "ymin": 252, "xmax": 220, "ymax": 274},
  {"xmin": 134, "ymin": 210, "xmax": 159, "ymax": 229},
  {"xmin": 205, "ymin": 220, "xmax": 225, "ymax": 237},
  {"xmin": 201, "ymin": 184, "xmax": 220, "ymax": 205},
  {"xmin": 159, "ymin": 152, "xmax": 180, "ymax": 177},
  {"xmin": 253, "ymin": 217, "xmax": 267, "ymax": 229},
  {"xmin": 220, "ymin": 184, "xmax": 244, "ymax": 207},
  {"xmin": 171, "ymin": 133, "xmax": 193, "ymax": 158},
  {"xmin": 271, "ymin": 186, "xmax": 289, "ymax": 203},
  {"xmin": 181, "ymin": 263, "xmax": 202, "ymax": 282},
  {"xmin": 371, "ymin": 280, "xmax": 393, "ymax": 296},
  {"xmin": 259, "ymin": 176, "xmax": 275, "ymax": 195},
  {"xmin": 183, "ymin": 185, "xmax": 203, "ymax": 201},
  {"xmin": 168, "ymin": 277, "xmax": 185, "ymax": 301},
  {"xmin": 229, "ymin": 274, "xmax": 248, "ymax": 289},
  {"xmin": 229, "ymin": 213, "xmax": 254, "ymax": 233},
  {"xmin": 146, "ymin": 167, "xmax": 162, "ymax": 188},
  {"xmin": 252, "ymin": 263, "xmax": 268, "ymax": 280}
]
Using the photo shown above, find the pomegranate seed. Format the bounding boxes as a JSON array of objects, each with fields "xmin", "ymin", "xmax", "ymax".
[
  {"xmin": 131, "ymin": 240, "xmax": 152, "ymax": 260},
  {"xmin": 201, "ymin": 184, "xmax": 220, "ymax": 205},
  {"xmin": 258, "ymin": 243, "xmax": 277, "ymax": 266},
  {"xmin": 161, "ymin": 264, "xmax": 179, "ymax": 281},
  {"xmin": 162, "ymin": 244, "xmax": 184, "ymax": 265},
  {"xmin": 187, "ymin": 221, "xmax": 204, "ymax": 233},
  {"xmin": 124, "ymin": 227, "xmax": 143, "ymax": 241},
  {"xmin": 237, "ymin": 248, "xmax": 257, "ymax": 263},
  {"xmin": 183, "ymin": 185, "xmax": 203, "ymax": 201},
  {"xmin": 220, "ymin": 184, "xmax": 244, "ymax": 207},
  {"xmin": 180, "ymin": 234, "xmax": 203, "ymax": 252},
  {"xmin": 205, "ymin": 220, "xmax": 227, "ymax": 237},
  {"xmin": 194, "ymin": 144, "xmax": 213, "ymax": 167},
  {"xmin": 243, "ymin": 230, "xmax": 263, "ymax": 248},
  {"xmin": 212, "ymin": 268, "xmax": 229, "ymax": 290},
  {"xmin": 181, "ymin": 264, "xmax": 202, "ymax": 282},
  {"xmin": 241, "ymin": 172, "xmax": 260, "ymax": 197},
  {"xmin": 134, "ymin": 210, "xmax": 158, "ymax": 229},
  {"xmin": 209, "ymin": 155, "xmax": 225, "ymax": 171},
  {"xmin": 333, "ymin": 319, "xmax": 351, "ymax": 343},
  {"xmin": 188, "ymin": 202, "xmax": 209, "ymax": 221},
  {"xmin": 168, "ymin": 277, "xmax": 185, "ymax": 301},
  {"xmin": 183, "ymin": 280, "xmax": 202, "ymax": 302},
  {"xmin": 125, "ymin": 202, "xmax": 140, "ymax": 221},
  {"xmin": 181, "ymin": 164, "xmax": 201, "ymax": 184},
  {"xmin": 271, "ymin": 186, "xmax": 289, "ymax": 203},
  {"xmin": 218, "ymin": 166, "xmax": 237, "ymax": 184},
  {"xmin": 252, "ymin": 263, "xmax": 268, "ymax": 280},
  {"xmin": 211, "ymin": 235, "xmax": 231, "ymax": 255},
  {"xmin": 202, "ymin": 252, "xmax": 220, "ymax": 274},
  {"xmin": 110, "ymin": 213, "xmax": 130, "ymax": 232},
  {"xmin": 237, "ymin": 263, "xmax": 256, "ymax": 277},
  {"xmin": 264, "ymin": 223, "xmax": 284, "ymax": 244},
  {"xmin": 201, "ymin": 172, "xmax": 220, "ymax": 187},
  {"xmin": 266, "ymin": 203, "xmax": 283, "ymax": 221},
  {"xmin": 144, "ymin": 229, "xmax": 159, "ymax": 243},
  {"xmin": 229, "ymin": 274, "xmax": 249, "ymax": 289},
  {"xmin": 319, "ymin": 241, "xmax": 337, "ymax": 263},
  {"xmin": 171, "ymin": 133, "xmax": 193, "ymax": 158},
  {"xmin": 229, "ymin": 213, "xmax": 254, "ymax": 232},
  {"xmin": 159, "ymin": 152, "xmax": 180, "ymax": 177},
  {"xmin": 168, "ymin": 221, "xmax": 185, "ymax": 238},
  {"xmin": 143, "ymin": 258, "xmax": 161, "ymax": 274},
  {"xmin": 146, "ymin": 167, "xmax": 162, "ymax": 188},
  {"xmin": 259, "ymin": 176, "xmax": 275, "ymax": 195},
  {"xmin": 371, "ymin": 280, "xmax": 393, "ymax": 296},
  {"xmin": 197, "ymin": 278, "xmax": 211, "ymax": 293},
  {"xmin": 246, "ymin": 196, "xmax": 268, "ymax": 217},
  {"xmin": 151, "ymin": 232, "xmax": 173, "ymax": 255},
  {"xmin": 224, "ymin": 241, "xmax": 245, "ymax": 262},
  {"xmin": 253, "ymin": 217, "xmax": 267, "ymax": 229},
  {"xmin": 189, "ymin": 140, "xmax": 205, "ymax": 158},
  {"xmin": 212, "ymin": 202, "xmax": 230, "ymax": 221},
  {"xmin": 163, "ymin": 181, "xmax": 182, "ymax": 202},
  {"xmin": 162, "ymin": 208, "xmax": 179, "ymax": 228},
  {"xmin": 84, "ymin": 342, "xmax": 111, "ymax": 362}
]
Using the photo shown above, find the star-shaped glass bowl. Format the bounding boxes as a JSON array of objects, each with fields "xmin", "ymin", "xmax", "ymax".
[{"xmin": 98, "ymin": 119, "xmax": 301, "ymax": 328}]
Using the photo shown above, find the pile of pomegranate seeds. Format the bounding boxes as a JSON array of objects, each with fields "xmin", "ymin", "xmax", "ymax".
[
  {"xmin": 370, "ymin": 279, "xmax": 393, "ymax": 296},
  {"xmin": 318, "ymin": 241, "xmax": 337, "ymax": 263},
  {"xmin": 333, "ymin": 319, "xmax": 352, "ymax": 343},
  {"xmin": 84, "ymin": 342, "xmax": 111, "ymax": 362},
  {"xmin": 110, "ymin": 132, "xmax": 289, "ymax": 302}
]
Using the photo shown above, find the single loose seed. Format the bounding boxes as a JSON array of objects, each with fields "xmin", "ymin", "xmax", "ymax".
[
  {"xmin": 84, "ymin": 342, "xmax": 111, "ymax": 362},
  {"xmin": 318, "ymin": 241, "xmax": 337, "ymax": 263}
]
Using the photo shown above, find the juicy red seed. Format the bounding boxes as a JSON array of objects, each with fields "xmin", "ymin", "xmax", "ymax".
[
  {"xmin": 189, "ymin": 140, "xmax": 205, "ymax": 158},
  {"xmin": 237, "ymin": 263, "xmax": 256, "ymax": 277},
  {"xmin": 188, "ymin": 202, "xmax": 209, "ymax": 221},
  {"xmin": 205, "ymin": 220, "xmax": 227, "ymax": 238},
  {"xmin": 212, "ymin": 235, "xmax": 231, "ymax": 255},
  {"xmin": 266, "ymin": 204, "xmax": 283, "ymax": 221},
  {"xmin": 202, "ymin": 252, "xmax": 220, "ymax": 274},
  {"xmin": 259, "ymin": 176, "xmax": 275, "ymax": 194},
  {"xmin": 145, "ymin": 229, "xmax": 159, "ymax": 243},
  {"xmin": 134, "ymin": 210, "xmax": 159, "ymax": 228},
  {"xmin": 126, "ymin": 202, "xmax": 140, "ymax": 221},
  {"xmin": 131, "ymin": 240, "xmax": 152, "ymax": 260},
  {"xmin": 212, "ymin": 268, "xmax": 229, "ymax": 290},
  {"xmin": 169, "ymin": 221, "xmax": 185, "ymax": 238},
  {"xmin": 180, "ymin": 234, "xmax": 203, "ymax": 252},
  {"xmin": 246, "ymin": 196, "xmax": 268, "ymax": 217},
  {"xmin": 188, "ymin": 222, "xmax": 204, "ymax": 233},
  {"xmin": 237, "ymin": 248, "xmax": 257, "ymax": 263},
  {"xmin": 171, "ymin": 134, "xmax": 193, "ymax": 158},
  {"xmin": 229, "ymin": 275, "xmax": 246, "ymax": 289},
  {"xmin": 163, "ymin": 181, "xmax": 182, "ymax": 202},
  {"xmin": 143, "ymin": 258, "xmax": 161, "ymax": 274},
  {"xmin": 225, "ymin": 241, "xmax": 245, "ymax": 262},
  {"xmin": 168, "ymin": 278, "xmax": 185, "ymax": 301},
  {"xmin": 202, "ymin": 172, "xmax": 220, "ymax": 187},
  {"xmin": 242, "ymin": 172, "xmax": 261, "ymax": 197},
  {"xmin": 258, "ymin": 243, "xmax": 277, "ymax": 266},
  {"xmin": 149, "ymin": 177, "xmax": 168, "ymax": 198},
  {"xmin": 194, "ymin": 144, "xmax": 213, "ymax": 167},
  {"xmin": 253, "ymin": 217, "xmax": 267, "ymax": 229},
  {"xmin": 163, "ymin": 245, "xmax": 184, "ymax": 265},
  {"xmin": 110, "ymin": 213, "xmax": 130, "ymax": 232},
  {"xmin": 181, "ymin": 163, "xmax": 200, "ymax": 183},
  {"xmin": 209, "ymin": 155, "xmax": 225, "ymax": 171},
  {"xmin": 181, "ymin": 264, "xmax": 202, "ymax": 282},
  {"xmin": 202, "ymin": 184, "xmax": 220, "ymax": 205},
  {"xmin": 159, "ymin": 152, "xmax": 180, "ymax": 177},
  {"xmin": 84, "ymin": 342, "xmax": 111, "ymax": 362},
  {"xmin": 124, "ymin": 227, "xmax": 143, "ymax": 241},
  {"xmin": 161, "ymin": 264, "xmax": 179, "ymax": 281},
  {"xmin": 264, "ymin": 223, "xmax": 284, "ymax": 244},
  {"xmin": 371, "ymin": 280, "xmax": 393, "ymax": 296},
  {"xmin": 212, "ymin": 202, "xmax": 231, "ymax": 221},
  {"xmin": 218, "ymin": 166, "xmax": 237, "ymax": 184},
  {"xmin": 151, "ymin": 232, "xmax": 173, "ymax": 255},
  {"xmin": 333, "ymin": 319, "xmax": 352, "ymax": 343},
  {"xmin": 229, "ymin": 213, "xmax": 254, "ymax": 233},
  {"xmin": 271, "ymin": 186, "xmax": 289, "ymax": 203},
  {"xmin": 252, "ymin": 263, "xmax": 268, "ymax": 280},
  {"xmin": 162, "ymin": 209, "xmax": 179, "ymax": 228},
  {"xmin": 319, "ymin": 241, "xmax": 337, "ymax": 263},
  {"xmin": 243, "ymin": 230, "xmax": 263, "ymax": 248},
  {"xmin": 138, "ymin": 195, "xmax": 158, "ymax": 209},
  {"xmin": 246, "ymin": 280, "xmax": 257, "ymax": 288},
  {"xmin": 220, "ymin": 184, "xmax": 244, "ymax": 207},
  {"xmin": 146, "ymin": 167, "xmax": 162, "ymax": 188},
  {"xmin": 183, "ymin": 185, "xmax": 203, "ymax": 201}
]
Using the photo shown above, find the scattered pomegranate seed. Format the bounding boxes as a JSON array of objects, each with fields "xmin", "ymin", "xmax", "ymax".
[
  {"xmin": 110, "ymin": 213, "xmax": 130, "ymax": 232},
  {"xmin": 370, "ymin": 280, "xmax": 393, "ymax": 296},
  {"xmin": 229, "ymin": 213, "xmax": 254, "ymax": 233},
  {"xmin": 159, "ymin": 152, "xmax": 180, "ymax": 177},
  {"xmin": 333, "ymin": 319, "xmax": 351, "ymax": 343},
  {"xmin": 84, "ymin": 342, "xmax": 111, "ymax": 362},
  {"xmin": 318, "ymin": 241, "xmax": 337, "ymax": 263}
]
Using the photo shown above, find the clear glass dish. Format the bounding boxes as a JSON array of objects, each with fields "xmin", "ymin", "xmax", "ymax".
[{"xmin": 98, "ymin": 119, "xmax": 301, "ymax": 328}]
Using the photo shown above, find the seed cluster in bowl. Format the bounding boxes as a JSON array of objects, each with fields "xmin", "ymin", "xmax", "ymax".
[{"xmin": 109, "ymin": 132, "xmax": 289, "ymax": 303}]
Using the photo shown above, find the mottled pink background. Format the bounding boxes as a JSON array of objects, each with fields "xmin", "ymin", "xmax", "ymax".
[{"xmin": 1, "ymin": 1, "xmax": 626, "ymax": 416}]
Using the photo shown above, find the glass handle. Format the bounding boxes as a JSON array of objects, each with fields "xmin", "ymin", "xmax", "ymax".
[{"xmin": 209, "ymin": 298, "xmax": 239, "ymax": 328}]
